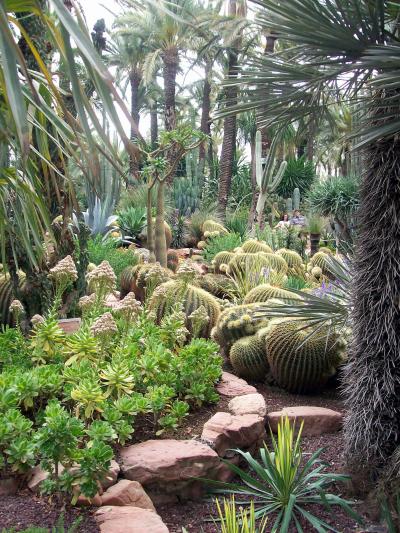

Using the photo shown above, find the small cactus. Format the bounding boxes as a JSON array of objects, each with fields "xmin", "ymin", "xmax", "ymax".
[
  {"xmin": 229, "ymin": 334, "xmax": 269, "ymax": 381},
  {"xmin": 211, "ymin": 303, "xmax": 267, "ymax": 356},
  {"xmin": 241, "ymin": 239, "xmax": 273, "ymax": 254},
  {"xmin": 293, "ymin": 187, "xmax": 301, "ymax": 211},
  {"xmin": 243, "ymin": 283, "xmax": 300, "ymax": 304},
  {"xmin": 212, "ymin": 251, "xmax": 235, "ymax": 274}
]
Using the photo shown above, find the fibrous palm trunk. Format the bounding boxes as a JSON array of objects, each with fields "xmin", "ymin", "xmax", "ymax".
[
  {"xmin": 343, "ymin": 95, "xmax": 400, "ymax": 493},
  {"xmin": 198, "ymin": 58, "xmax": 213, "ymax": 184},
  {"xmin": 150, "ymin": 101, "xmax": 158, "ymax": 148},
  {"xmin": 248, "ymin": 136, "xmax": 257, "ymax": 228},
  {"xmin": 163, "ymin": 47, "xmax": 179, "ymax": 132},
  {"xmin": 129, "ymin": 71, "xmax": 141, "ymax": 178},
  {"xmin": 218, "ymin": 50, "xmax": 239, "ymax": 217}
]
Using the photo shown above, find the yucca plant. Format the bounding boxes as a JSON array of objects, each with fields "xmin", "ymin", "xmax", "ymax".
[
  {"xmin": 214, "ymin": 497, "xmax": 268, "ymax": 533},
  {"xmin": 206, "ymin": 416, "xmax": 360, "ymax": 532}
]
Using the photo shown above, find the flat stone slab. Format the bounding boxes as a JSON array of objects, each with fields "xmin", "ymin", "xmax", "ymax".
[
  {"xmin": 216, "ymin": 372, "xmax": 257, "ymax": 397},
  {"xmin": 95, "ymin": 506, "xmax": 169, "ymax": 533},
  {"xmin": 120, "ymin": 439, "xmax": 221, "ymax": 500},
  {"xmin": 201, "ymin": 411, "xmax": 265, "ymax": 457},
  {"xmin": 268, "ymin": 406, "xmax": 343, "ymax": 436},
  {"xmin": 228, "ymin": 393, "xmax": 267, "ymax": 418},
  {"xmin": 101, "ymin": 480, "xmax": 155, "ymax": 510},
  {"xmin": 58, "ymin": 318, "xmax": 81, "ymax": 334}
]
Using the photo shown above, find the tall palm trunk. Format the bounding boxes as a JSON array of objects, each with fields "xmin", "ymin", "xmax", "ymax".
[
  {"xmin": 150, "ymin": 101, "xmax": 158, "ymax": 148},
  {"xmin": 163, "ymin": 47, "xmax": 179, "ymax": 131},
  {"xmin": 248, "ymin": 135, "xmax": 258, "ymax": 227},
  {"xmin": 344, "ymin": 96, "xmax": 400, "ymax": 491},
  {"xmin": 198, "ymin": 58, "xmax": 213, "ymax": 183},
  {"xmin": 218, "ymin": 1, "xmax": 240, "ymax": 218},
  {"xmin": 129, "ymin": 71, "xmax": 141, "ymax": 178}
]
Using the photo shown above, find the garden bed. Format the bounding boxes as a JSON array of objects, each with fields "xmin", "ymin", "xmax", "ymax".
[{"xmin": 0, "ymin": 382, "xmax": 382, "ymax": 533}]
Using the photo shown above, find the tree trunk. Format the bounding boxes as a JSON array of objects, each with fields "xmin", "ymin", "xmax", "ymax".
[
  {"xmin": 155, "ymin": 180, "xmax": 167, "ymax": 267},
  {"xmin": 129, "ymin": 71, "xmax": 141, "ymax": 178},
  {"xmin": 150, "ymin": 101, "xmax": 158, "ymax": 148},
  {"xmin": 248, "ymin": 137, "xmax": 258, "ymax": 228},
  {"xmin": 260, "ymin": 34, "xmax": 277, "ymax": 156},
  {"xmin": 343, "ymin": 99, "xmax": 400, "ymax": 493},
  {"xmin": 146, "ymin": 184, "xmax": 156, "ymax": 263},
  {"xmin": 198, "ymin": 58, "xmax": 213, "ymax": 183},
  {"xmin": 163, "ymin": 48, "xmax": 179, "ymax": 132}
]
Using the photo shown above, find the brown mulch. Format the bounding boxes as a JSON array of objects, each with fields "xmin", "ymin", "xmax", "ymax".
[
  {"xmin": 0, "ymin": 492, "xmax": 99, "ymax": 532},
  {"xmin": 158, "ymin": 383, "xmax": 384, "ymax": 533}
]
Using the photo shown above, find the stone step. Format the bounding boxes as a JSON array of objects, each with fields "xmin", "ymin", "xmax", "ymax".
[
  {"xmin": 95, "ymin": 506, "xmax": 169, "ymax": 533},
  {"xmin": 267, "ymin": 406, "xmax": 343, "ymax": 436}
]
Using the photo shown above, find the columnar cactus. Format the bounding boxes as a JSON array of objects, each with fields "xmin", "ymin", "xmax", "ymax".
[
  {"xmin": 241, "ymin": 239, "xmax": 273, "ymax": 254},
  {"xmin": 243, "ymin": 283, "xmax": 300, "ymax": 304},
  {"xmin": 229, "ymin": 335, "xmax": 269, "ymax": 380},
  {"xmin": 265, "ymin": 320, "xmax": 346, "ymax": 393},
  {"xmin": 254, "ymin": 130, "xmax": 288, "ymax": 225},
  {"xmin": 293, "ymin": 187, "xmax": 301, "ymax": 211}
]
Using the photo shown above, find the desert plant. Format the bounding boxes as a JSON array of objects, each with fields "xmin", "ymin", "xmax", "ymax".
[
  {"xmin": 226, "ymin": 209, "xmax": 250, "ymax": 239},
  {"xmin": 117, "ymin": 207, "xmax": 147, "ymax": 240},
  {"xmin": 87, "ymin": 238, "xmax": 139, "ymax": 282},
  {"xmin": 214, "ymin": 497, "xmax": 268, "ymax": 533},
  {"xmin": 265, "ymin": 320, "xmax": 346, "ymax": 393},
  {"xmin": 243, "ymin": 284, "xmax": 299, "ymax": 305},
  {"xmin": 206, "ymin": 416, "xmax": 359, "ymax": 532},
  {"xmin": 229, "ymin": 335, "xmax": 268, "ymax": 381},
  {"xmin": 241, "ymin": 240, "xmax": 273, "ymax": 254},
  {"xmin": 212, "ymin": 252, "xmax": 236, "ymax": 274},
  {"xmin": 277, "ymin": 157, "xmax": 316, "ymax": 198}
]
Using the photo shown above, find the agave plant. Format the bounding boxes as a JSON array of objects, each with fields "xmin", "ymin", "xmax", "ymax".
[{"xmin": 81, "ymin": 198, "xmax": 118, "ymax": 238}]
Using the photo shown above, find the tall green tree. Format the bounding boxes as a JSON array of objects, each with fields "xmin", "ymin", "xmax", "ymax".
[{"xmin": 231, "ymin": 0, "xmax": 400, "ymax": 491}]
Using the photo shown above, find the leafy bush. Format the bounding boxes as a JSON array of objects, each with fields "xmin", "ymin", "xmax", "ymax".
[
  {"xmin": 277, "ymin": 156, "xmax": 316, "ymax": 198},
  {"xmin": 226, "ymin": 209, "xmax": 249, "ymax": 239},
  {"xmin": 307, "ymin": 175, "xmax": 359, "ymax": 221},
  {"xmin": 207, "ymin": 416, "xmax": 359, "ymax": 532},
  {"xmin": 0, "ymin": 269, "xmax": 222, "ymax": 502},
  {"xmin": 88, "ymin": 237, "xmax": 139, "ymax": 281},
  {"xmin": 203, "ymin": 233, "xmax": 242, "ymax": 263},
  {"xmin": 117, "ymin": 207, "xmax": 146, "ymax": 240}
]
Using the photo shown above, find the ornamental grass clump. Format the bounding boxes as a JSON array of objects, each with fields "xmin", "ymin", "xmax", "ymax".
[{"xmin": 206, "ymin": 416, "xmax": 360, "ymax": 532}]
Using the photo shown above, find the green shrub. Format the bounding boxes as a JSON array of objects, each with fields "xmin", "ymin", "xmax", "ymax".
[
  {"xmin": 226, "ymin": 209, "xmax": 249, "ymax": 239},
  {"xmin": 117, "ymin": 207, "xmax": 146, "ymax": 239},
  {"xmin": 277, "ymin": 156, "xmax": 316, "ymax": 198},
  {"xmin": 0, "ymin": 290, "xmax": 222, "ymax": 502},
  {"xmin": 87, "ymin": 237, "xmax": 139, "ymax": 281},
  {"xmin": 203, "ymin": 233, "xmax": 242, "ymax": 262}
]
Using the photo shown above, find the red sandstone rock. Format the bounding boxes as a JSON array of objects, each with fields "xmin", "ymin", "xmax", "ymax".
[
  {"xmin": 267, "ymin": 406, "xmax": 343, "ymax": 436},
  {"xmin": 101, "ymin": 480, "xmax": 155, "ymax": 510},
  {"xmin": 120, "ymin": 439, "xmax": 220, "ymax": 500},
  {"xmin": 58, "ymin": 318, "xmax": 81, "ymax": 334},
  {"xmin": 95, "ymin": 506, "xmax": 169, "ymax": 533},
  {"xmin": 201, "ymin": 411, "xmax": 266, "ymax": 456},
  {"xmin": 228, "ymin": 393, "xmax": 267, "ymax": 418},
  {"xmin": 216, "ymin": 372, "xmax": 257, "ymax": 397}
]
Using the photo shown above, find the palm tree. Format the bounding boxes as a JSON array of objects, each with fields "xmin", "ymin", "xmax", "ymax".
[
  {"xmin": 230, "ymin": 0, "xmax": 400, "ymax": 491},
  {"xmin": 117, "ymin": 0, "xmax": 200, "ymax": 133},
  {"xmin": 217, "ymin": 0, "xmax": 247, "ymax": 218}
]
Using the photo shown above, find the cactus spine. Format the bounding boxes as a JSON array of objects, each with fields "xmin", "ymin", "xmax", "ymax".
[
  {"xmin": 229, "ymin": 335, "xmax": 269, "ymax": 381},
  {"xmin": 243, "ymin": 284, "xmax": 300, "ymax": 305},
  {"xmin": 254, "ymin": 130, "xmax": 287, "ymax": 226}
]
